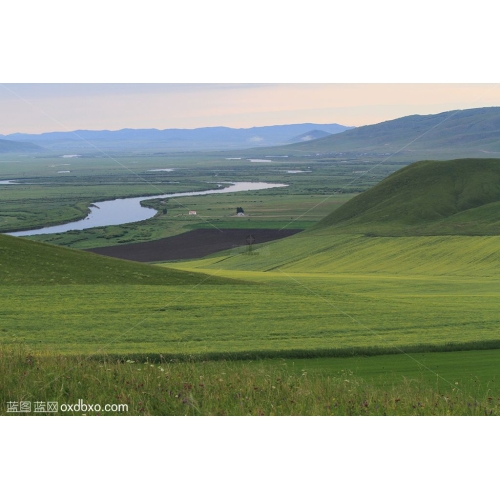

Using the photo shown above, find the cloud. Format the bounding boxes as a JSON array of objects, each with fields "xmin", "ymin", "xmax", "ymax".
[{"xmin": 248, "ymin": 136, "xmax": 264, "ymax": 143}]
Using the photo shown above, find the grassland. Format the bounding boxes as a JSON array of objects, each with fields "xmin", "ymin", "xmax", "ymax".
[
  {"xmin": 2, "ymin": 159, "xmax": 500, "ymax": 358},
  {"xmin": 2, "ymin": 156, "xmax": 500, "ymax": 415},
  {"xmin": 2, "ymin": 254, "xmax": 499, "ymax": 356},
  {"xmin": 27, "ymin": 192, "xmax": 346, "ymax": 249}
]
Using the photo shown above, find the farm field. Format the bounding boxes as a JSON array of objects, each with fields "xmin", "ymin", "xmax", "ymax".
[{"xmin": 88, "ymin": 228, "xmax": 302, "ymax": 262}]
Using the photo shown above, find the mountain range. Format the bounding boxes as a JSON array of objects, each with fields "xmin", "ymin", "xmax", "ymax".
[
  {"xmin": 0, "ymin": 123, "xmax": 350, "ymax": 153},
  {"xmin": 3, "ymin": 107, "xmax": 500, "ymax": 156}
]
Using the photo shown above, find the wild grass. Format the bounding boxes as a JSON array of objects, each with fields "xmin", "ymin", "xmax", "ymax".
[{"xmin": 2, "ymin": 346, "xmax": 498, "ymax": 416}]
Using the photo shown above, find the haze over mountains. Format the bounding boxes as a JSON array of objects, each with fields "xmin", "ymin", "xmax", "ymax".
[
  {"xmin": 0, "ymin": 123, "xmax": 350, "ymax": 153},
  {"xmin": 289, "ymin": 130, "xmax": 332, "ymax": 142},
  {"xmin": 0, "ymin": 138, "xmax": 45, "ymax": 153}
]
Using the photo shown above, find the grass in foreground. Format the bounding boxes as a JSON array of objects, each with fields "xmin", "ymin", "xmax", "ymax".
[{"xmin": 1, "ymin": 347, "xmax": 498, "ymax": 416}]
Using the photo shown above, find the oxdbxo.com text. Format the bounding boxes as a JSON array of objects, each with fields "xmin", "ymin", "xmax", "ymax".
[{"xmin": 60, "ymin": 400, "xmax": 128, "ymax": 413}]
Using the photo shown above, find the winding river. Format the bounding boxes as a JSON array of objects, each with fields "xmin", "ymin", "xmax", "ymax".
[{"xmin": 5, "ymin": 181, "xmax": 287, "ymax": 237}]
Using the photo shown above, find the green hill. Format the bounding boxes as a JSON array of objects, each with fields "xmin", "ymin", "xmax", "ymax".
[
  {"xmin": 269, "ymin": 107, "xmax": 500, "ymax": 155},
  {"xmin": 314, "ymin": 158, "xmax": 500, "ymax": 236},
  {"xmin": 0, "ymin": 234, "xmax": 235, "ymax": 285}
]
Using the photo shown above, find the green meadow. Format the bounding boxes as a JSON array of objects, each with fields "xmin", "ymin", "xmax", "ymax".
[{"xmin": 2, "ymin": 231, "xmax": 500, "ymax": 358}]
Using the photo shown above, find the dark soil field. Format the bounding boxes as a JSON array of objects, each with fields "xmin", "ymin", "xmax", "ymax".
[{"xmin": 86, "ymin": 228, "xmax": 302, "ymax": 262}]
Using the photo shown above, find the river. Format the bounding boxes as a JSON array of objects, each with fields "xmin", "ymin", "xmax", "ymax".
[{"xmin": 5, "ymin": 181, "xmax": 287, "ymax": 237}]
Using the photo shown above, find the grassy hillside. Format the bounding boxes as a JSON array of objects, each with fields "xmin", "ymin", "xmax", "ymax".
[
  {"xmin": 262, "ymin": 107, "xmax": 500, "ymax": 155},
  {"xmin": 0, "ymin": 234, "xmax": 235, "ymax": 285},
  {"xmin": 315, "ymin": 158, "xmax": 500, "ymax": 235},
  {"xmin": 172, "ymin": 233, "xmax": 500, "ymax": 277}
]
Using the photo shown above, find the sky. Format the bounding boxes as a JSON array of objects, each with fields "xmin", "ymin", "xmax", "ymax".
[
  {"xmin": 3, "ymin": 1, "xmax": 499, "ymax": 137},
  {"xmin": 1, "ymin": 83, "xmax": 500, "ymax": 135}
]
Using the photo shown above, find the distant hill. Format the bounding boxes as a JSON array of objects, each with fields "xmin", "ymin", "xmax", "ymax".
[
  {"xmin": 289, "ymin": 130, "xmax": 332, "ymax": 142},
  {"xmin": 0, "ymin": 123, "xmax": 351, "ymax": 153},
  {"xmin": 269, "ymin": 107, "xmax": 500, "ymax": 156},
  {"xmin": 0, "ymin": 138, "xmax": 45, "ymax": 154},
  {"xmin": 314, "ymin": 158, "xmax": 500, "ymax": 236},
  {"xmin": 0, "ymin": 234, "xmax": 238, "ymax": 285}
]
